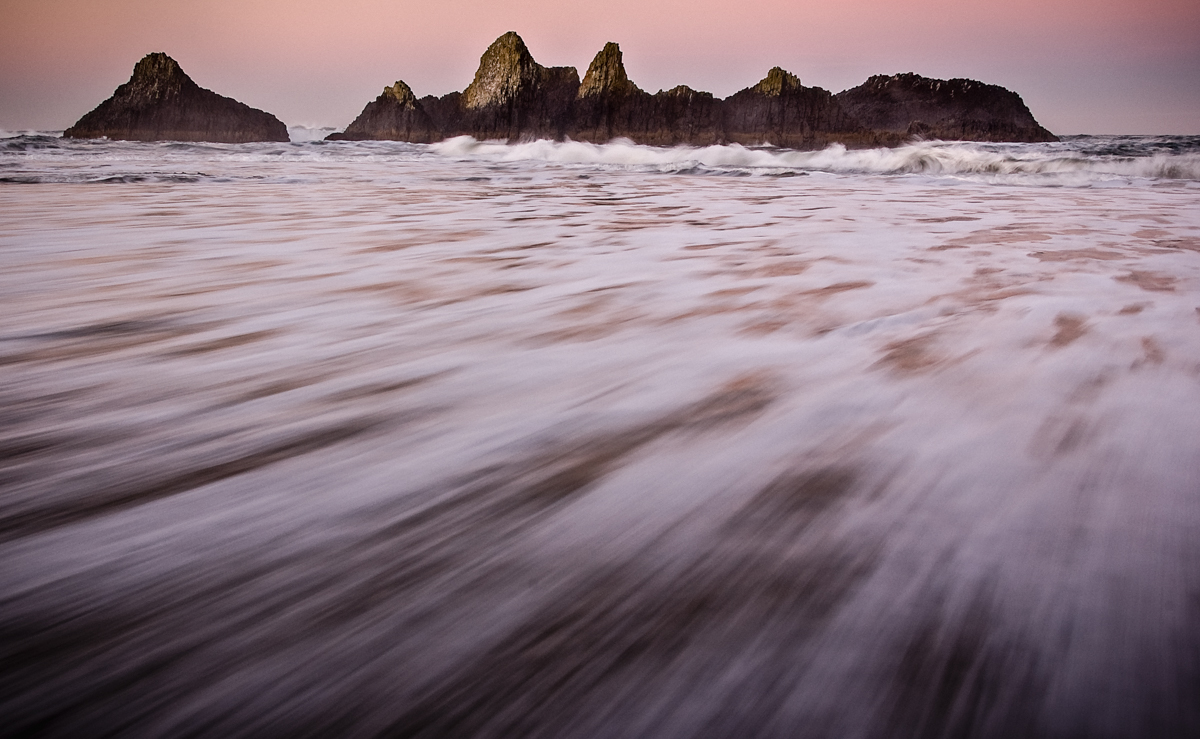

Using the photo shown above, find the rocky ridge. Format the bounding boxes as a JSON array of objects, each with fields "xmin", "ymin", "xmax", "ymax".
[
  {"xmin": 326, "ymin": 80, "xmax": 436, "ymax": 142},
  {"xmin": 722, "ymin": 67, "xmax": 867, "ymax": 149},
  {"xmin": 62, "ymin": 40, "xmax": 1055, "ymax": 148},
  {"xmin": 455, "ymin": 31, "xmax": 578, "ymax": 140},
  {"xmin": 64, "ymin": 53, "xmax": 288, "ymax": 143},
  {"xmin": 577, "ymin": 42, "xmax": 638, "ymax": 99},
  {"xmin": 570, "ymin": 42, "xmax": 658, "ymax": 143},
  {"xmin": 330, "ymin": 32, "xmax": 1055, "ymax": 147},
  {"xmin": 835, "ymin": 73, "xmax": 1056, "ymax": 143}
]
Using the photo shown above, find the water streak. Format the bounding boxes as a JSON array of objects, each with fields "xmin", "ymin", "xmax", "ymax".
[{"xmin": 1, "ymin": 141, "xmax": 1198, "ymax": 737}]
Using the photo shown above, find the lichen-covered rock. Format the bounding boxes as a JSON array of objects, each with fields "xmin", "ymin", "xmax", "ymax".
[
  {"xmin": 63, "ymin": 53, "xmax": 288, "ymax": 143},
  {"xmin": 836, "ymin": 73, "xmax": 1057, "ymax": 143},
  {"xmin": 463, "ymin": 32, "xmax": 544, "ymax": 110},
  {"xmin": 570, "ymin": 44, "xmax": 723, "ymax": 145},
  {"xmin": 571, "ymin": 42, "xmax": 652, "ymax": 142},
  {"xmin": 577, "ymin": 42, "xmax": 638, "ymax": 99},
  {"xmin": 723, "ymin": 67, "xmax": 865, "ymax": 148},
  {"xmin": 455, "ymin": 31, "xmax": 578, "ymax": 140},
  {"xmin": 751, "ymin": 67, "xmax": 803, "ymax": 97},
  {"xmin": 326, "ymin": 80, "xmax": 437, "ymax": 142},
  {"xmin": 328, "ymin": 35, "xmax": 1056, "ymax": 148}
]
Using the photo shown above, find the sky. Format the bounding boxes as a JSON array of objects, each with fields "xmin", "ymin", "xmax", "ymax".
[{"xmin": 2, "ymin": 0, "xmax": 1197, "ymax": 135}]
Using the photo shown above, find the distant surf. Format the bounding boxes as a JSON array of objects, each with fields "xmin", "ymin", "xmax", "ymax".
[
  {"xmin": 2, "ymin": 118, "xmax": 1199, "ymax": 739},
  {"xmin": 1, "ymin": 132, "xmax": 1198, "ymax": 187},
  {"xmin": 432, "ymin": 135, "xmax": 1200, "ymax": 184}
]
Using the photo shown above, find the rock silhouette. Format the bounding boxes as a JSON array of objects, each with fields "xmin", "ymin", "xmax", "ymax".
[
  {"xmin": 566, "ymin": 43, "xmax": 722, "ymax": 146},
  {"xmin": 456, "ymin": 31, "xmax": 579, "ymax": 140},
  {"xmin": 64, "ymin": 53, "xmax": 288, "ymax": 143},
  {"xmin": 326, "ymin": 81, "xmax": 437, "ymax": 142},
  {"xmin": 331, "ymin": 33, "xmax": 1055, "ymax": 147},
  {"xmin": 333, "ymin": 32, "xmax": 579, "ymax": 143},
  {"xmin": 835, "ymin": 73, "xmax": 1057, "ymax": 143},
  {"xmin": 722, "ymin": 67, "xmax": 868, "ymax": 149},
  {"xmin": 570, "ymin": 42, "xmax": 654, "ymax": 142}
]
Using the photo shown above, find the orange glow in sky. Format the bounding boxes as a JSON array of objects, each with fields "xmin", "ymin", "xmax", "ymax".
[{"xmin": 2, "ymin": 0, "xmax": 1198, "ymax": 133}]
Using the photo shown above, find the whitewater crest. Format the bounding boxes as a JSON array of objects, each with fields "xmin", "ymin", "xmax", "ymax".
[
  {"xmin": 2, "ymin": 130, "xmax": 1199, "ymax": 737},
  {"xmin": 2, "ymin": 133, "xmax": 1198, "ymax": 187},
  {"xmin": 430, "ymin": 135, "xmax": 1200, "ymax": 184}
]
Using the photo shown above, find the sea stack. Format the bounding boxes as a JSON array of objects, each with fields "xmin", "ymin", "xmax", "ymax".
[
  {"xmin": 723, "ymin": 67, "xmax": 865, "ymax": 148},
  {"xmin": 572, "ymin": 42, "xmax": 650, "ymax": 142},
  {"xmin": 63, "ymin": 53, "xmax": 288, "ymax": 143},
  {"xmin": 835, "ymin": 73, "xmax": 1057, "ymax": 143},
  {"xmin": 327, "ymin": 80, "xmax": 438, "ymax": 142},
  {"xmin": 570, "ymin": 42, "xmax": 722, "ymax": 146},
  {"xmin": 327, "ymin": 34, "xmax": 1057, "ymax": 148},
  {"xmin": 572, "ymin": 43, "xmax": 644, "ymax": 136},
  {"xmin": 455, "ymin": 31, "xmax": 578, "ymax": 140}
]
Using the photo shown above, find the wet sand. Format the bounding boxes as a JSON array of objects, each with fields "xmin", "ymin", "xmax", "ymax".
[{"xmin": 1, "ymin": 156, "xmax": 1199, "ymax": 737}]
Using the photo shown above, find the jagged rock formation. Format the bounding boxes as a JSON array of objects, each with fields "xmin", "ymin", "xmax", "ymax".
[
  {"xmin": 648, "ymin": 86, "xmax": 723, "ymax": 146},
  {"xmin": 327, "ymin": 33, "xmax": 1056, "ymax": 148},
  {"xmin": 63, "ymin": 53, "xmax": 288, "ymax": 143},
  {"xmin": 572, "ymin": 42, "xmax": 649, "ymax": 142},
  {"xmin": 577, "ymin": 42, "xmax": 636, "ymax": 99},
  {"xmin": 329, "ymin": 32, "xmax": 577, "ymax": 143},
  {"xmin": 835, "ymin": 73, "xmax": 1057, "ymax": 143},
  {"xmin": 462, "ymin": 32, "xmax": 545, "ymax": 110},
  {"xmin": 326, "ymin": 81, "xmax": 437, "ymax": 142},
  {"xmin": 723, "ymin": 67, "xmax": 867, "ymax": 148},
  {"xmin": 570, "ymin": 43, "xmax": 723, "ymax": 145},
  {"xmin": 455, "ymin": 31, "xmax": 578, "ymax": 140}
]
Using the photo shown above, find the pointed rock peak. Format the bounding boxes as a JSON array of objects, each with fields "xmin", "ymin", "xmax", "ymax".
[
  {"xmin": 488, "ymin": 31, "xmax": 533, "ymax": 59},
  {"xmin": 383, "ymin": 80, "xmax": 418, "ymax": 108},
  {"xmin": 125, "ymin": 52, "xmax": 194, "ymax": 98},
  {"xmin": 131, "ymin": 53, "xmax": 185, "ymax": 80},
  {"xmin": 464, "ymin": 31, "xmax": 543, "ymax": 109},
  {"xmin": 579, "ymin": 42, "xmax": 632, "ymax": 98},
  {"xmin": 752, "ymin": 67, "xmax": 802, "ymax": 96}
]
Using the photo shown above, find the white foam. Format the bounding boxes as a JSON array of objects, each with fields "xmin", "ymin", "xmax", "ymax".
[
  {"xmin": 287, "ymin": 125, "xmax": 341, "ymax": 143},
  {"xmin": 0, "ymin": 129, "xmax": 61, "ymax": 139},
  {"xmin": 2, "ymin": 132, "xmax": 1198, "ymax": 187},
  {"xmin": 2, "ymin": 139, "xmax": 1198, "ymax": 732},
  {"xmin": 431, "ymin": 135, "xmax": 1200, "ymax": 185}
]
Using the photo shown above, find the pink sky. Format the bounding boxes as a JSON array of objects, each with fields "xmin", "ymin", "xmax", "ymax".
[{"xmin": 3, "ymin": 0, "xmax": 1197, "ymax": 134}]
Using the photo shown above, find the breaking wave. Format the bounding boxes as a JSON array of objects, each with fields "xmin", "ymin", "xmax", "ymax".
[
  {"xmin": 287, "ymin": 125, "xmax": 341, "ymax": 143},
  {"xmin": 1, "ymin": 132, "xmax": 1197, "ymax": 186},
  {"xmin": 0, "ymin": 129, "xmax": 62, "ymax": 139},
  {"xmin": 431, "ymin": 135, "xmax": 1200, "ymax": 185}
]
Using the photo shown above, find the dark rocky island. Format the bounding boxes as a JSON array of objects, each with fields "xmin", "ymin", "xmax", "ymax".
[
  {"xmin": 330, "ymin": 32, "xmax": 579, "ymax": 143},
  {"xmin": 835, "ymin": 73, "xmax": 1056, "ymax": 143},
  {"xmin": 569, "ymin": 42, "xmax": 723, "ymax": 146},
  {"xmin": 64, "ymin": 53, "xmax": 288, "ymax": 143},
  {"xmin": 722, "ymin": 67, "xmax": 868, "ymax": 149},
  {"xmin": 325, "ymin": 80, "xmax": 437, "ymax": 143},
  {"xmin": 331, "ymin": 32, "xmax": 1056, "ymax": 148},
  {"xmin": 454, "ymin": 31, "xmax": 579, "ymax": 141}
]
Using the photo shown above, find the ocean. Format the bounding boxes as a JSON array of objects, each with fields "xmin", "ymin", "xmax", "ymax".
[{"xmin": 1, "ymin": 131, "xmax": 1199, "ymax": 737}]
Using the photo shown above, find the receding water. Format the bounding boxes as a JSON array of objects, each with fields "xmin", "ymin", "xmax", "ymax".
[{"xmin": 1, "ymin": 135, "xmax": 1198, "ymax": 738}]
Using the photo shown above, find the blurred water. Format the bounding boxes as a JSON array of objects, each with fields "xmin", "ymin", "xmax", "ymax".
[
  {"xmin": 1, "ymin": 138, "xmax": 1199, "ymax": 738},
  {"xmin": 3, "ymin": 132, "xmax": 1200, "ymax": 186}
]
